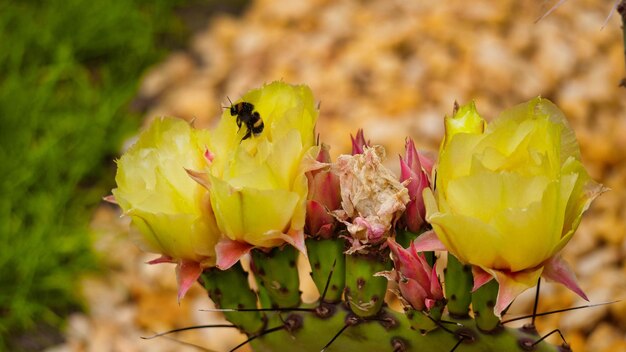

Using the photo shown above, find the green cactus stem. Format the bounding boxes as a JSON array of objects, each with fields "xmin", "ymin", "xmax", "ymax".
[
  {"xmin": 250, "ymin": 245, "xmax": 301, "ymax": 308},
  {"xmin": 444, "ymin": 254, "xmax": 474, "ymax": 318},
  {"xmin": 472, "ymin": 279, "xmax": 500, "ymax": 332},
  {"xmin": 405, "ymin": 309, "xmax": 438, "ymax": 333},
  {"xmin": 249, "ymin": 303, "xmax": 558, "ymax": 352},
  {"xmin": 344, "ymin": 248, "xmax": 392, "ymax": 318},
  {"xmin": 306, "ymin": 237, "xmax": 346, "ymax": 302},
  {"xmin": 200, "ymin": 264, "xmax": 265, "ymax": 334},
  {"xmin": 404, "ymin": 298, "xmax": 446, "ymax": 333}
]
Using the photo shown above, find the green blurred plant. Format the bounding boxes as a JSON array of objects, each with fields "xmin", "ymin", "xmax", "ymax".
[{"xmin": 0, "ymin": 0, "xmax": 190, "ymax": 348}]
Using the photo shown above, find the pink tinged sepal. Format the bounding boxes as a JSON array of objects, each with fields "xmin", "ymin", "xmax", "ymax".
[
  {"xmin": 387, "ymin": 238, "xmax": 426, "ymax": 282},
  {"xmin": 429, "ymin": 264, "xmax": 443, "ymax": 300},
  {"xmin": 404, "ymin": 198, "xmax": 425, "ymax": 234},
  {"xmin": 400, "ymin": 277, "xmax": 429, "ymax": 311},
  {"xmin": 542, "ymin": 255, "xmax": 588, "ymax": 301},
  {"xmin": 176, "ymin": 259, "xmax": 203, "ymax": 303},
  {"xmin": 277, "ymin": 229, "xmax": 308, "ymax": 259},
  {"xmin": 472, "ymin": 266, "xmax": 494, "ymax": 292},
  {"xmin": 385, "ymin": 238, "xmax": 443, "ymax": 311},
  {"xmin": 399, "ymin": 168, "xmax": 426, "ymax": 233},
  {"xmin": 424, "ymin": 298, "xmax": 437, "ymax": 311},
  {"xmin": 306, "ymin": 200, "xmax": 335, "ymax": 238},
  {"xmin": 403, "ymin": 137, "xmax": 435, "ymax": 174},
  {"xmin": 146, "ymin": 255, "xmax": 174, "ymax": 265},
  {"xmin": 489, "ymin": 268, "xmax": 543, "ymax": 317},
  {"xmin": 185, "ymin": 168, "xmax": 211, "ymax": 190},
  {"xmin": 103, "ymin": 194, "xmax": 117, "ymax": 205},
  {"xmin": 315, "ymin": 144, "xmax": 331, "ymax": 163},
  {"xmin": 411, "ymin": 230, "xmax": 448, "ymax": 252},
  {"xmin": 418, "ymin": 153, "xmax": 435, "ymax": 176},
  {"xmin": 400, "ymin": 139, "xmax": 431, "ymax": 234},
  {"xmin": 350, "ymin": 129, "xmax": 370, "ymax": 155},
  {"xmin": 215, "ymin": 239, "xmax": 255, "ymax": 270}
]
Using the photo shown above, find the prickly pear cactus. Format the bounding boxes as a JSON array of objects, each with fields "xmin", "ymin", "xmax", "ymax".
[
  {"xmin": 200, "ymin": 249, "xmax": 561, "ymax": 352},
  {"xmin": 112, "ymin": 82, "xmax": 605, "ymax": 351}
]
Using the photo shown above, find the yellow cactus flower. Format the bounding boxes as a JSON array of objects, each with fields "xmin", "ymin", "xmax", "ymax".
[
  {"xmin": 112, "ymin": 117, "xmax": 220, "ymax": 300},
  {"xmin": 196, "ymin": 82, "xmax": 318, "ymax": 269},
  {"xmin": 417, "ymin": 98, "xmax": 605, "ymax": 315}
]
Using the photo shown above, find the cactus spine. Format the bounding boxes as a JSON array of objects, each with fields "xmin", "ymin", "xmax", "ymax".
[
  {"xmin": 198, "ymin": 249, "xmax": 562, "ymax": 352},
  {"xmin": 248, "ymin": 303, "xmax": 558, "ymax": 352}
]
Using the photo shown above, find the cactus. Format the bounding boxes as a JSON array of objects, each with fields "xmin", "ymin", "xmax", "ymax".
[
  {"xmin": 250, "ymin": 246, "xmax": 301, "ymax": 308},
  {"xmin": 306, "ymin": 237, "xmax": 346, "ymax": 303},
  {"xmin": 344, "ymin": 248, "xmax": 392, "ymax": 318},
  {"xmin": 195, "ymin": 246, "xmax": 562, "ymax": 352},
  {"xmin": 250, "ymin": 306, "xmax": 559, "ymax": 352},
  {"xmin": 471, "ymin": 279, "xmax": 500, "ymax": 333},
  {"xmin": 444, "ymin": 255, "xmax": 474, "ymax": 319},
  {"xmin": 195, "ymin": 236, "xmax": 565, "ymax": 352},
  {"xmin": 112, "ymin": 84, "xmax": 602, "ymax": 351},
  {"xmin": 200, "ymin": 264, "xmax": 265, "ymax": 334}
]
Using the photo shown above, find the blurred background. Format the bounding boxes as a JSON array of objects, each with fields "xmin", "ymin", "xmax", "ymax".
[{"xmin": 1, "ymin": 0, "xmax": 625, "ymax": 351}]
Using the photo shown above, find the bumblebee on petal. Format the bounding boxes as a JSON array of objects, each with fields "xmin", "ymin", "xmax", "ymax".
[{"xmin": 227, "ymin": 97, "xmax": 264, "ymax": 141}]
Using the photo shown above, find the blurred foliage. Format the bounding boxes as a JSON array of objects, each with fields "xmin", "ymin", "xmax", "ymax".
[{"xmin": 0, "ymin": 0, "xmax": 195, "ymax": 348}]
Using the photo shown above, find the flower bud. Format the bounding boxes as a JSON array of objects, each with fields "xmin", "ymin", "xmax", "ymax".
[
  {"xmin": 305, "ymin": 144, "xmax": 341, "ymax": 238},
  {"xmin": 378, "ymin": 238, "xmax": 443, "ymax": 312},
  {"xmin": 399, "ymin": 138, "xmax": 432, "ymax": 233},
  {"xmin": 350, "ymin": 129, "xmax": 370, "ymax": 155}
]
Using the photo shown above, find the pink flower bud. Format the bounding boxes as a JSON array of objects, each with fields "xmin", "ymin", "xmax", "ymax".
[
  {"xmin": 305, "ymin": 144, "xmax": 341, "ymax": 238},
  {"xmin": 399, "ymin": 138, "xmax": 432, "ymax": 233},
  {"xmin": 384, "ymin": 238, "xmax": 443, "ymax": 311},
  {"xmin": 350, "ymin": 129, "xmax": 370, "ymax": 155}
]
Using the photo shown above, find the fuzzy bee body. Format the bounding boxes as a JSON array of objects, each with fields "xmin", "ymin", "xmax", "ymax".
[{"xmin": 229, "ymin": 101, "xmax": 264, "ymax": 141}]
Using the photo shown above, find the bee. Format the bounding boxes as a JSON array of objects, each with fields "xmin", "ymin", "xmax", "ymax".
[{"xmin": 227, "ymin": 97, "xmax": 264, "ymax": 141}]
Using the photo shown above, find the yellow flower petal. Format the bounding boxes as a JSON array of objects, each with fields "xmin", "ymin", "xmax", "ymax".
[
  {"xmin": 430, "ymin": 97, "xmax": 603, "ymax": 279},
  {"xmin": 113, "ymin": 117, "xmax": 219, "ymax": 266},
  {"xmin": 206, "ymin": 82, "xmax": 318, "ymax": 253}
]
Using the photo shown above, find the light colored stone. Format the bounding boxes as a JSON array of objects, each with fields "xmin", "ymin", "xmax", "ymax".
[
  {"xmin": 140, "ymin": 53, "xmax": 196, "ymax": 98},
  {"xmin": 577, "ymin": 246, "xmax": 620, "ymax": 278}
]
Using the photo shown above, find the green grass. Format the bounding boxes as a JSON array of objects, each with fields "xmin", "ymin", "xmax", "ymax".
[{"xmin": 0, "ymin": 0, "xmax": 188, "ymax": 348}]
